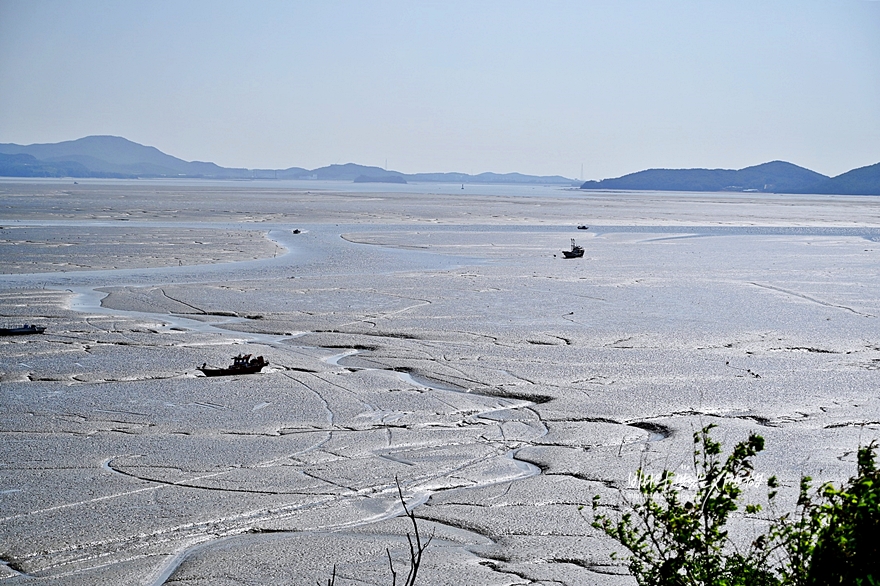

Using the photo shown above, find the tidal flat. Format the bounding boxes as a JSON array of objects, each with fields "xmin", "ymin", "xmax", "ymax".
[{"xmin": 1, "ymin": 179, "xmax": 879, "ymax": 585}]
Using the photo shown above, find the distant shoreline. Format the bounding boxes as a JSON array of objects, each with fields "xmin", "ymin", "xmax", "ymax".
[{"xmin": 0, "ymin": 135, "xmax": 576, "ymax": 185}]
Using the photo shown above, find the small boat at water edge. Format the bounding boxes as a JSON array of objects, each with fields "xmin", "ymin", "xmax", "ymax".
[
  {"xmin": 0, "ymin": 324, "xmax": 46, "ymax": 336},
  {"xmin": 561, "ymin": 238, "xmax": 584, "ymax": 259},
  {"xmin": 197, "ymin": 354, "xmax": 268, "ymax": 377}
]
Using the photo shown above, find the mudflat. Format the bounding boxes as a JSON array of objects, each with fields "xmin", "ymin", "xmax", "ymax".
[{"xmin": 1, "ymin": 179, "xmax": 879, "ymax": 585}]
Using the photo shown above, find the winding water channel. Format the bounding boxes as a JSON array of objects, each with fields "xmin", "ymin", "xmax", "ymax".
[
  {"xmin": 7, "ymin": 209, "xmax": 866, "ymax": 584},
  {"xmin": 3, "ymin": 222, "xmax": 553, "ymax": 583}
]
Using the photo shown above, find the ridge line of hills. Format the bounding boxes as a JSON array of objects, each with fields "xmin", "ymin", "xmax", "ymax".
[
  {"xmin": 0, "ymin": 135, "xmax": 573, "ymax": 185},
  {"xmin": 1, "ymin": 135, "xmax": 878, "ymax": 194},
  {"xmin": 580, "ymin": 160, "xmax": 880, "ymax": 196}
]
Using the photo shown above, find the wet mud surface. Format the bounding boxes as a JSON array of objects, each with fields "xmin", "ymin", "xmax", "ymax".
[{"xmin": 1, "ymin": 180, "xmax": 879, "ymax": 585}]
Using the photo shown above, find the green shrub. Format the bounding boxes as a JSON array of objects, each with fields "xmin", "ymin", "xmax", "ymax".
[
  {"xmin": 591, "ymin": 426, "xmax": 880, "ymax": 586},
  {"xmin": 591, "ymin": 424, "xmax": 778, "ymax": 585},
  {"xmin": 800, "ymin": 442, "xmax": 880, "ymax": 586}
]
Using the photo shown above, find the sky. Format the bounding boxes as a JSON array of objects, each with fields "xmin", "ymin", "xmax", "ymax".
[{"xmin": 1, "ymin": 1, "xmax": 878, "ymax": 179}]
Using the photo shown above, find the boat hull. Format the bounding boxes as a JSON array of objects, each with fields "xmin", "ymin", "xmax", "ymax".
[
  {"xmin": 197, "ymin": 354, "xmax": 268, "ymax": 377},
  {"xmin": 197, "ymin": 365, "xmax": 265, "ymax": 377},
  {"xmin": 0, "ymin": 326, "xmax": 46, "ymax": 336}
]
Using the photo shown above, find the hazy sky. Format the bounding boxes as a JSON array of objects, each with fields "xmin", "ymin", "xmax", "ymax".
[{"xmin": 1, "ymin": 1, "xmax": 878, "ymax": 179}]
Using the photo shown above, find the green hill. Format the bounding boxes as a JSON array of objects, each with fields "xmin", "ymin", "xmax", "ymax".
[
  {"xmin": 580, "ymin": 161, "xmax": 829, "ymax": 193},
  {"xmin": 0, "ymin": 152, "xmax": 128, "ymax": 178},
  {"xmin": 802, "ymin": 162, "xmax": 880, "ymax": 195},
  {"xmin": 0, "ymin": 136, "xmax": 574, "ymax": 184},
  {"xmin": 0, "ymin": 136, "xmax": 251, "ymax": 178}
]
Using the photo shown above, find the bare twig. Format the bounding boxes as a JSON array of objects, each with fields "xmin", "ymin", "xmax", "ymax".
[
  {"xmin": 322, "ymin": 478, "xmax": 432, "ymax": 585},
  {"xmin": 394, "ymin": 476, "xmax": 434, "ymax": 586},
  {"xmin": 387, "ymin": 548, "xmax": 397, "ymax": 586},
  {"xmin": 318, "ymin": 564, "xmax": 336, "ymax": 586}
]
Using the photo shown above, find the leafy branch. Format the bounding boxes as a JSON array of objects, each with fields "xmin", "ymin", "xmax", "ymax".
[{"xmin": 591, "ymin": 425, "xmax": 879, "ymax": 586}]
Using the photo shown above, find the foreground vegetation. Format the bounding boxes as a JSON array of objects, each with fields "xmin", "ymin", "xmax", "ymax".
[
  {"xmin": 322, "ymin": 426, "xmax": 878, "ymax": 585},
  {"xmin": 591, "ymin": 424, "xmax": 880, "ymax": 586}
]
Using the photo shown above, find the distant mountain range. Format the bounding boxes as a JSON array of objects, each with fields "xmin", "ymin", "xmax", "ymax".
[
  {"xmin": 0, "ymin": 136, "xmax": 574, "ymax": 185},
  {"xmin": 3, "ymin": 136, "xmax": 877, "ymax": 194},
  {"xmin": 580, "ymin": 160, "xmax": 880, "ymax": 195}
]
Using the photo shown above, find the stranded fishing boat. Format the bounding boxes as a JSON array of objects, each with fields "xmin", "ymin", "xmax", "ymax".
[
  {"xmin": 0, "ymin": 324, "xmax": 46, "ymax": 336},
  {"xmin": 197, "ymin": 354, "xmax": 268, "ymax": 377},
  {"xmin": 561, "ymin": 238, "xmax": 585, "ymax": 259}
]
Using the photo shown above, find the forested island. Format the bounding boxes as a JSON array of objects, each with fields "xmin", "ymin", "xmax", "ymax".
[
  {"xmin": 0, "ymin": 136, "xmax": 572, "ymax": 185},
  {"xmin": 2, "ymin": 135, "xmax": 878, "ymax": 194},
  {"xmin": 580, "ymin": 160, "xmax": 880, "ymax": 195}
]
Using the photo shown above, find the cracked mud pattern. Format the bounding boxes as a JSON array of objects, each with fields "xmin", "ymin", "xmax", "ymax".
[{"xmin": 1, "ymin": 181, "xmax": 880, "ymax": 585}]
